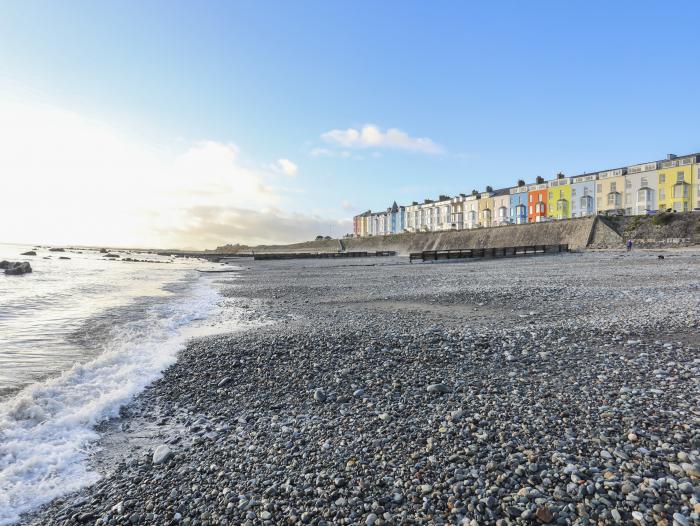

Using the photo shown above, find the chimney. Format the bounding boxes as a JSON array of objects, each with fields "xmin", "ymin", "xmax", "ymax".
[{"xmin": 667, "ymin": 154, "xmax": 677, "ymax": 160}]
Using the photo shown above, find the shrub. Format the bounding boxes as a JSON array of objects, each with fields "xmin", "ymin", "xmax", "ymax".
[
  {"xmin": 624, "ymin": 216, "xmax": 641, "ymax": 233},
  {"xmin": 652, "ymin": 212, "xmax": 674, "ymax": 227}
]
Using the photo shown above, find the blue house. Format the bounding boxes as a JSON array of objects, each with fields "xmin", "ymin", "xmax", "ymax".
[
  {"xmin": 389, "ymin": 201, "xmax": 406, "ymax": 233},
  {"xmin": 509, "ymin": 186, "xmax": 528, "ymax": 224}
]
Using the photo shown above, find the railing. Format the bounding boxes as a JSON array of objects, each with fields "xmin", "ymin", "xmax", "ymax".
[{"xmin": 409, "ymin": 244, "xmax": 569, "ymax": 262}]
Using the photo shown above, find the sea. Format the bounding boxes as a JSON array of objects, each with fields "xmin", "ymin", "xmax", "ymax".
[{"xmin": 0, "ymin": 243, "xmax": 233, "ymax": 525}]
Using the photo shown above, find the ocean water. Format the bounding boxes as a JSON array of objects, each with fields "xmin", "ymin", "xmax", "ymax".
[{"xmin": 0, "ymin": 243, "xmax": 229, "ymax": 525}]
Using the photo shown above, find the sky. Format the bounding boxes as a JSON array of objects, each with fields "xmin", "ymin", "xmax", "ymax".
[{"xmin": 1, "ymin": 1, "xmax": 699, "ymax": 249}]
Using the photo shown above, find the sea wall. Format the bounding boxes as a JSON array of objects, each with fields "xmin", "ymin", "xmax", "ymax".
[
  {"xmin": 244, "ymin": 217, "xmax": 601, "ymax": 256},
  {"xmin": 591, "ymin": 212, "xmax": 700, "ymax": 248},
  {"xmin": 343, "ymin": 217, "xmax": 598, "ymax": 255}
]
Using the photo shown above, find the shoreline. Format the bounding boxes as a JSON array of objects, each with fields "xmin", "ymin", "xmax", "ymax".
[{"xmin": 20, "ymin": 251, "xmax": 700, "ymax": 525}]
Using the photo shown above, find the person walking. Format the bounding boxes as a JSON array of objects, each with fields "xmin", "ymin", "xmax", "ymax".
[{"xmin": 626, "ymin": 239, "xmax": 633, "ymax": 252}]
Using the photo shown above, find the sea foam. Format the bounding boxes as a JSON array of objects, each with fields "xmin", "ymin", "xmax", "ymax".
[{"xmin": 0, "ymin": 276, "xmax": 219, "ymax": 525}]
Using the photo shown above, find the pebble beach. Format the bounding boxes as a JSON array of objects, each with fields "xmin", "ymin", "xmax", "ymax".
[{"xmin": 22, "ymin": 250, "xmax": 700, "ymax": 526}]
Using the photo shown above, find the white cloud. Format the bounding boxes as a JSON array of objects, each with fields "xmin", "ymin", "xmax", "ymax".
[
  {"xmin": 320, "ymin": 124, "xmax": 444, "ymax": 154},
  {"xmin": 0, "ymin": 100, "xmax": 346, "ymax": 248},
  {"xmin": 272, "ymin": 158, "xmax": 298, "ymax": 177},
  {"xmin": 341, "ymin": 200, "xmax": 354, "ymax": 211}
]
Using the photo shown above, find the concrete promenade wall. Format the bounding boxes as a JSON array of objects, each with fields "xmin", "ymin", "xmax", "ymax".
[
  {"xmin": 343, "ymin": 217, "xmax": 597, "ymax": 255},
  {"xmin": 244, "ymin": 217, "xmax": 600, "ymax": 256}
]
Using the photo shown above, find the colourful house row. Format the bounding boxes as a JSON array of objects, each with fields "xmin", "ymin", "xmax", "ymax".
[{"xmin": 353, "ymin": 152, "xmax": 700, "ymax": 236}]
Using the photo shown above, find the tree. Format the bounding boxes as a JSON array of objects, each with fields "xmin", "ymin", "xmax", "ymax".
[
  {"xmin": 536, "ymin": 176, "xmax": 545, "ymax": 184},
  {"xmin": 485, "ymin": 185, "xmax": 493, "ymax": 192},
  {"xmin": 471, "ymin": 189, "xmax": 478, "ymax": 196},
  {"xmin": 315, "ymin": 235, "xmax": 324, "ymax": 241},
  {"xmin": 557, "ymin": 172, "xmax": 565, "ymax": 179},
  {"xmin": 517, "ymin": 179, "xmax": 526, "ymax": 187}
]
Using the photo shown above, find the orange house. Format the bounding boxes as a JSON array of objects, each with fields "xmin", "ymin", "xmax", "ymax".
[{"xmin": 527, "ymin": 184, "xmax": 548, "ymax": 222}]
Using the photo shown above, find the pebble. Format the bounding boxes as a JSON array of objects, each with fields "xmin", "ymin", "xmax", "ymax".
[
  {"xmin": 20, "ymin": 253, "xmax": 700, "ymax": 526},
  {"xmin": 426, "ymin": 383, "xmax": 449, "ymax": 394},
  {"xmin": 151, "ymin": 445, "xmax": 173, "ymax": 465}
]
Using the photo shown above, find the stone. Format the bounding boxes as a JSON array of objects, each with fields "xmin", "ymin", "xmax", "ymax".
[
  {"xmin": 681, "ymin": 463, "xmax": 700, "ymax": 478},
  {"xmin": 672, "ymin": 513, "xmax": 689, "ymax": 526},
  {"xmin": 426, "ymin": 383, "xmax": 449, "ymax": 394},
  {"xmin": 535, "ymin": 506, "xmax": 554, "ymax": 523},
  {"xmin": 313, "ymin": 389, "xmax": 327, "ymax": 402},
  {"xmin": 217, "ymin": 377, "xmax": 232, "ymax": 387},
  {"xmin": 3, "ymin": 261, "xmax": 32, "ymax": 275},
  {"xmin": 20, "ymin": 251, "xmax": 36, "ymax": 256},
  {"xmin": 152, "ymin": 445, "xmax": 174, "ymax": 464}
]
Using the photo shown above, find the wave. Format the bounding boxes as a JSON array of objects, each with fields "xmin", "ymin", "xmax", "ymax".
[{"xmin": 0, "ymin": 274, "xmax": 220, "ymax": 525}]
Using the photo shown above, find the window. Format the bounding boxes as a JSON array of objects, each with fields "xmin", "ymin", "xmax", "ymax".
[
  {"xmin": 673, "ymin": 185, "xmax": 689, "ymax": 198},
  {"xmin": 597, "ymin": 184, "xmax": 602, "ymax": 193},
  {"xmin": 676, "ymin": 172, "xmax": 685, "ymax": 183},
  {"xmin": 610, "ymin": 182, "xmax": 617, "ymax": 192},
  {"xmin": 529, "ymin": 194, "xmax": 533, "ymax": 202},
  {"xmin": 559, "ymin": 190, "xmax": 563, "ymax": 198},
  {"xmin": 529, "ymin": 205, "xmax": 533, "ymax": 214},
  {"xmin": 660, "ymin": 189, "xmax": 665, "ymax": 200},
  {"xmin": 571, "ymin": 188, "xmax": 577, "ymax": 197},
  {"xmin": 660, "ymin": 174, "xmax": 666, "ymax": 183},
  {"xmin": 549, "ymin": 191, "xmax": 553, "ymax": 199},
  {"xmin": 637, "ymin": 188, "xmax": 652, "ymax": 203},
  {"xmin": 625, "ymin": 179, "xmax": 632, "ymax": 188},
  {"xmin": 641, "ymin": 177, "xmax": 648, "ymax": 187}
]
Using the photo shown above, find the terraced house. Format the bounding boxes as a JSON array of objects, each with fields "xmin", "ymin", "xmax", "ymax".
[
  {"xmin": 352, "ymin": 151, "xmax": 700, "ymax": 237},
  {"xmin": 547, "ymin": 174, "xmax": 572, "ymax": 220},
  {"xmin": 570, "ymin": 173, "xmax": 597, "ymax": 217},
  {"xmin": 657, "ymin": 154, "xmax": 697, "ymax": 213},
  {"xmin": 527, "ymin": 183, "xmax": 548, "ymax": 223}
]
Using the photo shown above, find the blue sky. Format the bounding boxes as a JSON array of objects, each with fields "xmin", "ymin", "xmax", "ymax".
[{"xmin": 1, "ymin": 1, "xmax": 699, "ymax": 247}]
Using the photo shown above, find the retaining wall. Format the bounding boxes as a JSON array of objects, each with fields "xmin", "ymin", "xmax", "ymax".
[{"xmin": 244, "ymin": 217, "xmax": 597, "ymax": 256}]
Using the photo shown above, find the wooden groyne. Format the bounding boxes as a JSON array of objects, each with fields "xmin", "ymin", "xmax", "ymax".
[
  {"xmin": 409, "ymin": 244, "xmax": 569, "ymax": 263},
  {"xmin": 253, "ymin": 251, "xmax": 396, "ymax": 261}
]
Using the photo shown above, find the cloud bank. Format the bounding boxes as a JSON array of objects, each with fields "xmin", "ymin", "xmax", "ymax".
[
  {"xmin": 0, "ymin": 100, "xmax": 348, "ymax": 249},
  {"xmin": 321, "ymin": 124, "xmax": 444, "ymax": 154}
]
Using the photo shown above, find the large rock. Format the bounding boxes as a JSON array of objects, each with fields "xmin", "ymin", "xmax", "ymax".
[
  {"xmin": 152, "ymin": 445, "xmax": 173, "ymax": 464},
  {"xmin": 2, "ymin": 261, "xmax": 32, "ymax": 275},
  {"xmin": 48, "ymin": 247, "xmax": 65, "ymax": 252},
  {"xmin": 20, "ymin": 251, "xmax": 37, "ymax": 256}
]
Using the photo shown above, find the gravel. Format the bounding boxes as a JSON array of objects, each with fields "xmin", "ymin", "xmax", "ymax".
[{"xmin": 22, "ymin": 250, "xmax": 700, "ymax": 525}]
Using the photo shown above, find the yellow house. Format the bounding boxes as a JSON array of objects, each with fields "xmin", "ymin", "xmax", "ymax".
[
  {"xmin": 595, "ymin": 168, "xmax": 626, "ymax": 214},
  {"xmin": 695, "ymin": 156, "xmax": 700, "ymax": 210},
  {"xmin": 657, "ymin": 154, "xmax": 697, "ymax": 212},
  {"xmin": 546, "ymin": 175, "xmax": 572, "ymax": 219},
  {"xmin": 478, "ymin": 191, "xmax": 494, "ymax": 227}
]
